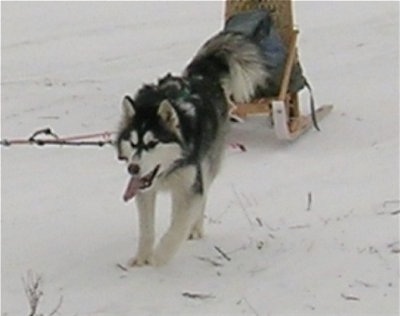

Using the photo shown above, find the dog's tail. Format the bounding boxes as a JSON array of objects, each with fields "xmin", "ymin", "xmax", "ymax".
[{"xmin": 185, "ymin": 32, "xmax": 269, "ymax": 103}]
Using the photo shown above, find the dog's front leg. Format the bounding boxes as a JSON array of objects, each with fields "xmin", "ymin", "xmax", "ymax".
[
  {"xmin": 128, "ymin": 191, "xmax": 156, "ymax": 267},
  {"xmin": 188, "ymin": 197, "xmax": 206, "ymax": 240},
  {"xmin": 153, "ymin": 190, "xmax": 204, "ymax": 266}
]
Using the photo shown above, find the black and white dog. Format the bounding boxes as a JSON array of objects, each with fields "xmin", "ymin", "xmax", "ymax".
[{"xmin": 116, "ymin": 31, "xmax": 270, "ymax": 266}]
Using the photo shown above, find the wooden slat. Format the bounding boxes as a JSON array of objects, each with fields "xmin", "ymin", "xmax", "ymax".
[
  {"xmin": 273, "ymin": 101, "xmax": 333, "ymax": 140},
  {"xmin": 278, "ymin": 29, "xmax": 299, "ymax": 101},
  {"xmin": 231, "ymin": 99, "xmax": 272, "ymax": 118},
  {"xmin": 288, "ymin": 105, "xmax": 333, "ymax": 138}
]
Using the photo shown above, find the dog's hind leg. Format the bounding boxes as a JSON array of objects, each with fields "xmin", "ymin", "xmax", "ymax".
[
  {"xmin": 169, "ymin": 203, "xmax": 203, "ymax": 240},
  {"xmin": 153, "ymin": 190, "xmax": 204, "ymax": 266},
  {"xmin": 128, "ymin": 191, "xmax": 156, "ymax": 267}
]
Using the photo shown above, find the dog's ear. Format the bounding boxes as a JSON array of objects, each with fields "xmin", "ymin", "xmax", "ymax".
[
  {"xmin": 158, "ymin": 100, "xmax": 182, "ymax": 138},
  {"xmin": 158, "ymin": 100, "xmax": 179, "ymax": 127},
  {"xmin": 122, "ymin": 95, "xmax": 136, "ymax": 119}
]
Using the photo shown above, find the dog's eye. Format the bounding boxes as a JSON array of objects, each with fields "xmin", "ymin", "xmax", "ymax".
[
  {"xmin": 130, "ymin": 141, "xmax": 137, "ymax": 148},
  {"xmin": 117, "ymin": 154, "xmax": 128, "ymax": 162},
  {"xmin": 145, "ymin": 140, "xmax": 159, "ymax": 150}
]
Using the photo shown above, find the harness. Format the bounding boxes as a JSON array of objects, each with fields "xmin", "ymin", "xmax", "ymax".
[{"xmin": 176, "ymin": 85, "xmax": 192, "ymax": 102}]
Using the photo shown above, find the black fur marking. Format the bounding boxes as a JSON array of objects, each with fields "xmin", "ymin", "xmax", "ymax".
[
  {"xmin": 124, "ymin": 95, "xmax": 136, "ymax": 106},
  {"xmin": 192, "ymin": 165, "xmax": 204, "ymax": 194}
]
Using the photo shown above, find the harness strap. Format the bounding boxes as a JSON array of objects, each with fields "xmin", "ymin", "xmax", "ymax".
[{"xmin": 304, "ymin": 79, "xmax": 320, "ymax": 131}]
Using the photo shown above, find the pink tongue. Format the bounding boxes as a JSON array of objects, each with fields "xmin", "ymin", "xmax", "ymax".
[{"xmin": 123, "ymin": 176, "xmax": 141, "ymax": 202}]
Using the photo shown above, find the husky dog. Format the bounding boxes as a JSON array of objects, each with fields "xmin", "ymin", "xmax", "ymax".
[
  {"xmin": 116, "ymin": 31, "xmax": 269, "ymax": 266},
  {"xmin": 116, "ymin": 74, "xmax": 229, "ymax": 266}
]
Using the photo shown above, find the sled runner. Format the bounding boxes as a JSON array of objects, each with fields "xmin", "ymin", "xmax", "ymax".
[{"xmin": 225, "ymin": 0, "xmax": 332, "ymax": 140}]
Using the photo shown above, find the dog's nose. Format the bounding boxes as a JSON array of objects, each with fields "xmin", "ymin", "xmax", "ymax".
[{"xmin": 127, "ymin": 163, "xmax": 140, "ymax": 175}]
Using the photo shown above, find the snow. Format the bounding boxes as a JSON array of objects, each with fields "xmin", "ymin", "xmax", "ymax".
[{"xmin": 1, "ymin": 1, "xmax": 399, "ymax": 315}]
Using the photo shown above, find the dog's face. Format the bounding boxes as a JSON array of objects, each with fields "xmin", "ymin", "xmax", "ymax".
[{"xmin": 116, "ymin": 93, "xmax": 183, "ymax": 201}]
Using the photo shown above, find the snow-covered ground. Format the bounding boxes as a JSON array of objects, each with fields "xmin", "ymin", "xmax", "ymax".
[{"xmin": 1, "ymin": 1, "xmax": 399, "ymax": 315}]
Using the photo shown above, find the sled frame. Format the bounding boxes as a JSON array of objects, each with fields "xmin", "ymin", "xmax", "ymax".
[{"xmin": 225, "ymin": 0, "xmax": 332, "ymax": 140}]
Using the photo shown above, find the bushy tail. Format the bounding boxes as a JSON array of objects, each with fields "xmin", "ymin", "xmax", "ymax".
[{"xmin": 186, "ymin": 32, "xmax": 269, "ymax": 103}]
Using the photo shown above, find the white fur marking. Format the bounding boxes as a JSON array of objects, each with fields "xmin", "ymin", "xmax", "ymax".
[
  {"xmin": 143, "ymin": 131, "xmax": 156, "ymax": 145},
  {"xmin": 119, "ymin": 139, "xmax": 133, "ymax": 160},
  {"xmin": 178, "ymin": 102, "xmax": 195, "ymax": 117},
  {"xmin": 130, "ymin": 131, "xmax": 138, "ymax": 145}
]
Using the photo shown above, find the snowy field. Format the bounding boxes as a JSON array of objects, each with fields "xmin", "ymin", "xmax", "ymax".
[{"xmin": 1, "ymin": 1, "xmax": 399, "ymax": 315}]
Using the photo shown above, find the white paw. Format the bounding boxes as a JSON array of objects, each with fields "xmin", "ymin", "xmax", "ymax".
[
  {"xmin": 188, "ymin": 226, "xmax": 204, "ymax": 240},
  {"xmin": 127, "ymin": 253, "xmax": 153, "ymax": 267}
]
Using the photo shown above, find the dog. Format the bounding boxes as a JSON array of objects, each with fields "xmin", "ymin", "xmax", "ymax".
[{"xmin": 115, "ymin": 31, "xmax": 270, "ymax": 266}]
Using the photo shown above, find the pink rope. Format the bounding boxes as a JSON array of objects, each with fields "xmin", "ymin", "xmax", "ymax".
[{"xmin": 62, "ymin": 131, "xmax": 115, "ymax": 141}]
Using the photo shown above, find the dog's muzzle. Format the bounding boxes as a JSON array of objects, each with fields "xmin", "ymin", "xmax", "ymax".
[{"xmin": 123, "ymin": 164, "xmax": 161, "ymax": 202}]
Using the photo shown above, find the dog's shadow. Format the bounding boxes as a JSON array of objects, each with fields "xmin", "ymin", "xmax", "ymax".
[{"xmin": 227, "ymin": 117, "xmax": 289, "ymax": 152}]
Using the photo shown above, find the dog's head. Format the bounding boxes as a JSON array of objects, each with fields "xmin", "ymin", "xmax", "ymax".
[{"xmin": 116, "ymin": 84, "xmax": 186, "ymax": 201}]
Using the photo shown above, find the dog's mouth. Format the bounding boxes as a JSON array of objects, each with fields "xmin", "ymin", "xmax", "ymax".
[{"xmin": 123, "ymin": 164, "xmax": 161, "ymax": 202}]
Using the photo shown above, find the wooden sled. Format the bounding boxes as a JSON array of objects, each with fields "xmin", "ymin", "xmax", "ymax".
[{"xmin": 225, "ymin": 0, "xmax": 332, "ymax": 140}]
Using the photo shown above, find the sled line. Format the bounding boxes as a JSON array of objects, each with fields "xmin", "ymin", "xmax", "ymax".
[
  {"xmin": 0, "ymin": 128, "xmax": 114, "ymax": 147},
  {"xmin": 1, "ymin": 127, "xmax": 247, "ymax": 152}
]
